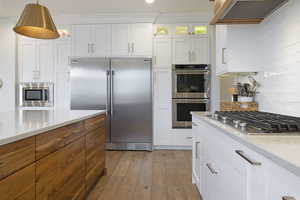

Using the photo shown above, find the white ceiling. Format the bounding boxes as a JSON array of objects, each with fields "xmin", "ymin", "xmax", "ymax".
[{"xmin": 0, "ymin": 0, "xmax": 213, "ymax": 17}]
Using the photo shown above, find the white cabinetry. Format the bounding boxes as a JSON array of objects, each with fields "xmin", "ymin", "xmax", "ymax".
[
  {"xmin": 112, "ymin": 23, "xmax": 152, "ymax": 57},
  {"xmin": 153, "ymin": 38, "xmax": 172, "ymax": 68},
  {"xmin": 71, "ymin": 24, "xmax": 111, "ymax": 57},
  {"xmin": 192, "ymin": 117, "xmax": 300, "ymax": 200},
  {"xmin": 172, "ymin": 37, "xmax": 209, "ymax": 64},
  {"xmin": 18, "ymin": 37, "xmax": 54, "ymax": 82},
  {"xmin": 54, "ymin": 39, "xmax": 71, "ymax": 109},
  {"xmin": 216, "ymin": 25, "xmax": 262, "ymax": 75}
]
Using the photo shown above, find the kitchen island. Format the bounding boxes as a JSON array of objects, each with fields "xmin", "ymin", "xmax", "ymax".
[
  {"xmin": 192, "ymin": 112, "xmax": 300, "ymax": 200},
  {"xmin": 0, "ymin": 109, "xmax": 106, "ymax": 200}
]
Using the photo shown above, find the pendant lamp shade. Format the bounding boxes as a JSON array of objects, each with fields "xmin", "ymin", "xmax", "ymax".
[{"xmin": 13, "ymin": 3, "xmax": 59, "ymax": 39}]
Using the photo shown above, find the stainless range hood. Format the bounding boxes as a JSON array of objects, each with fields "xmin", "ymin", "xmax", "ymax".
[{"xmin": 211, "ymin": 0, "xmax": 289, "ymax": 25}]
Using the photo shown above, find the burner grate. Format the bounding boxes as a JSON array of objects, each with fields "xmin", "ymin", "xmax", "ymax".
[{"xmin": 215, "ymin": 111, "xmax": 300, "ymax": 133}]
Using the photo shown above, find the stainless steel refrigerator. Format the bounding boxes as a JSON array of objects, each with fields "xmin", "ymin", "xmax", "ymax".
[{"xmin": 70, "ymin": 57, "xmax": 153, "ymax": 151}]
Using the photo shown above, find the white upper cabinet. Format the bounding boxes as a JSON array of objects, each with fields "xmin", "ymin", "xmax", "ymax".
[
  {"xmin": 71, "ymin": 25, "xmax": 91, "ymax": 57},
  {"xmin": 111, "ymin": 23, "xmax": 153, "ymax": 57},
  {"xmin": 18, "ymin": 37, "xmax": 54, "ymax": 82},
  {"xmin": 173, "ymin": 37, "xmax": 209, "ymax": 64},
  {"xmin": 91, "ymin": 24, "xmax": 112, "ymax": 57},
  {"xmin": 37, "ymin": 41, "xmax": 54, "ymax": 82},
  {"xmin": 18, "ymin": 38, "xmax": 37, "ymax": 82},
  {"xmin": 71, "ymin": 24, "xmax": 111, "ymax": 57},
  {"xmin": 172, "ymin": 38, "xmax": 190, "ymax": 64},
  {"xmin": 216, "ymin": 25, "xmax": 262, "ymax": 76},
  {"xmin": 130, "ymin": 23, "xmax": 153, "ymax": 56},
  {"xmin": 153, "ymin": 38, "xmax": 172, "ymax": 68},
  {"xmin": 111, "ymin": 24, "xmax": 130, "ymax": 56}
]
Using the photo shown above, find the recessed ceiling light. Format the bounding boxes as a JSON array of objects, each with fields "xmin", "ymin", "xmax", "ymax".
[{"xmin": 145, "ymin": 0, "xmax": 155, "ymax": 4}]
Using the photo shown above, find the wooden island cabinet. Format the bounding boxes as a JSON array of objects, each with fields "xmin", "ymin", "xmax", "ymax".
[{"xmin": 0, "ymin": 114, "xmax": 106, "ymax": 200}]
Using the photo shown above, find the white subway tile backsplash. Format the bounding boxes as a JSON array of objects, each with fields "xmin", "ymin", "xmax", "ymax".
[{"xmin": 255, "ymin": 0, "xmax": 300, "ymax": 117}]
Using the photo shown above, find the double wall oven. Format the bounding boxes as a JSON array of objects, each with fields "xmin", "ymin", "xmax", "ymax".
[{"xmin": 172, "ymin": 64, "xmax": 210, "ymax": 128}]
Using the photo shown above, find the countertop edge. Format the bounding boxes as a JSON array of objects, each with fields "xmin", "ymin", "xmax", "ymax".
[
  {"xmin": 191, "ymin": 112, "xmax": 300, "ymax": 178},
  {"xmin": 0, "ymin": 110, "xmax": 106, "ymax": 146}
]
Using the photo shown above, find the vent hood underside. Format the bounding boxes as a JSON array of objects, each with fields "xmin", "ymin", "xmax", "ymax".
[
  {"xmin": 211, "ymin": 0, "xmax": 289, "ymax": 24},
  {"xmin": 222, "ymin": 0, "xmax": 288, "ymax": 19}
]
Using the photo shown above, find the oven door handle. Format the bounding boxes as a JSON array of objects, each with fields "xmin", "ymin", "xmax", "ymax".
[{"xmin": 173, "ymin": 70, "xmax": 209, "ymax": 75}]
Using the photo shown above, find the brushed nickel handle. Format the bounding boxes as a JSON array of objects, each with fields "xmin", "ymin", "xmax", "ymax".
[
  {"xmin": 131, "ymin": 43, "xmax": 134, "ymax": 53},
  {"xmin": 128, "ymin": 43, "xmax": 130, "ymax": 53},
  {"xmin": 192, "ymin": 122, "xmax": 198, "ymax": 126},
  {"xmin": 222, "ymin": 48, "xmax": 227, "ymax": 64},
  {"xmin": 153, "ymin": 56, "xmax": 156, "ymax": 65},
  {"xmin": 186, "ymin": 137, "xmax": 193, "ymax": 139},
  {"xmin": 235, "ymin": 150, "xmax": 261, "ymax": 166},
  {"xmin": 206, "ymin": 163, "xmax": 218, "ymax": 174},
  {"xmin": 195, "ymin": 141, "xmax": 200, "ymax": 159},
  {"xmin": 282, "ymin": 197, "xmax": 296, "ymax": 200},
  {"xmin": 188, "ymin": 51, "xmax": 191, "ymax": 62}
]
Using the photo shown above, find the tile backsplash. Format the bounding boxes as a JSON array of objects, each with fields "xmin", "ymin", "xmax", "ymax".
[{"xmin": 255, "ymin": 0, "xmax": 300, "ymax": 117}]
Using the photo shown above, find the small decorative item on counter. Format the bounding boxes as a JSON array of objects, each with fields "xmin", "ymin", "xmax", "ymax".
[
  {"xmin": 228, "ymin": 87, "xmax": 238, "ymax": 102},
  {"xmin": 236, "ymin": 75, "xmax": 260, "ymax": 102}
]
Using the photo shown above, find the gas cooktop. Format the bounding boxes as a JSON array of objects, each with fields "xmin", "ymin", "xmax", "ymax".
[{"xmin": 212, "ymin": 111, "xmax": 300, "ymax": 135}]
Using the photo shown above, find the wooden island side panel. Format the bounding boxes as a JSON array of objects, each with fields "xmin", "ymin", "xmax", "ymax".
[
  {"xmin": 0, "ymin": 137, "xmax": 35, "ymax": 180},
  {"xmin": 0, "ymin": 114, "xmax": 106, "ymax": 200}
]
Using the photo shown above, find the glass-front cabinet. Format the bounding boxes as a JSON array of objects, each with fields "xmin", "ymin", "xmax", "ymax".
[
  {"xmin": 153, "ymin": 24, "xmax": 208, "ymax": 37},
  {"xmin": 153, "ymin": 24, "xmax": 172, "ymax": 37}
]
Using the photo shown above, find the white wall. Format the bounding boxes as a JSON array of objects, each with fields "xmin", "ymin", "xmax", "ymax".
[
  {"xmin": 0, "ymin": 19, "xmax": 15, "ymax": 112},
  {"xmin": 256, "ymin": 0, "xmax": 300, "ymax": 116}
]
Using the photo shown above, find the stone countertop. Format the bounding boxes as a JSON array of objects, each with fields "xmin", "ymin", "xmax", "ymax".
[
  {"xmin": 0, "ymin": 109, "xmax": 106, "ymax": 146},
  {"xmin": 192, "ymin": 112, "xmax": 300, "ymax": 177}
]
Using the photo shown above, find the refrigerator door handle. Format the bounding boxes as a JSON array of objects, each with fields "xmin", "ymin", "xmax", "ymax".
[
  {"xmin": 110, "ymin": 70, "xmax": 115, "ymax": 117},
  {"xmin": 106, "ymin": 70, "xmax": 110, "ymax": 114}
]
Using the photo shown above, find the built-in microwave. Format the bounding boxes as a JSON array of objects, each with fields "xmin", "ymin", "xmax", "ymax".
[
  {"xmin": 19, "ymin": 82, "xmax": 54, "ymax": 107},
  {"xmin": 172, "ymin": 64, "xmax": 210, "ymax": 99}
]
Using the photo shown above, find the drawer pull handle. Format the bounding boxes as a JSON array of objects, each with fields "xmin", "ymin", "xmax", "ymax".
[
  {"xmin": 192, "ymin": 122, "xmax": 198, "ymax": 126},
  {"xmin": 195, "ymin": 141, "xmax": 200, "ymax": 159},
  {"xmin": 206, "ymin": 163, "xmax": 218, "ymax": 175},
  {"xmin": 186, "ymin": 137, "xmax": 193, "ymax": 139},
  {"xmin": 282, "ymin": 197, "xmax": 296, "ymax": 200},
  {"xmin": 235, "ymin": 150, "xmax": 261, "ymax": 166}
]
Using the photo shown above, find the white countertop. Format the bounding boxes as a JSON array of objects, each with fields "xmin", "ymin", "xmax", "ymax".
[
  {"xmin": 0, "ymin": 109, "xmax": 106, "ymax": 146},
  {"xmin": 192, "ymin": 112, "xmax": 300, "ymax": 177}
]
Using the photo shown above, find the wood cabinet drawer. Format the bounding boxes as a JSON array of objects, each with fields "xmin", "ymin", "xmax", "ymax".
[
  {"xmin": 0, "ymin": 163, "xmax": 35, "ymax": 200},
  {"xmin": 36, "ymin": 122, "xmax": 85, "ymax": 160},
  {"xmin": 85, "ymin": 114, "xmax": 106, "ymax": 132},
  {"xmin": 36, "ymin": 138, "xmax": 86, "ymax": 200},
  {"xmin": 86, "ymin": 127, "xmax": 106, "ymax": 192},
  {"xmin": 0, "ymin": 137, "xmax": 35, "ymax": 180}
]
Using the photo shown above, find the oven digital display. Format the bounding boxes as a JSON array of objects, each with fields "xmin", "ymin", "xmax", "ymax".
[{"xmin": 24, "ymin": 90, "xmax": 44, "ymax": 101}]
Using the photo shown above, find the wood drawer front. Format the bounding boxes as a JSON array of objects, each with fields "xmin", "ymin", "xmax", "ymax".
[
  {"xmin": 85, "ymin": 115, "xmax": 106, "ymax": 132},
  {"xmin": 36, "ymin": 122, "xmax": 85, "ymax": 160},
  {"xmin": 0, "ymin": 163, "xmax": 35, "ymax": 200},
  {"xmin": 86, "ymin": 127, "xmax": 106, "ymax": 192},
  {"xmin": 0, "ymin": 137, "xmax": 35, "ymax": 180},
  {"xmin": 36, "ymin": 138, "xmax": 86, "ymax": 200}
]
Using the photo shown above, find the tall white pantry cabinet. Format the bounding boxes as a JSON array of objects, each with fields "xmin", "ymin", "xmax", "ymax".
[{"xmin": 152, "ymin": 23, "xmax": 210, "ymax": 148}]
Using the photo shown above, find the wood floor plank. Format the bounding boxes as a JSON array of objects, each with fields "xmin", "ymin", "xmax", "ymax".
[{"xmin": 86, "ymin": 150, "xmax": 201, "ymax": 200}]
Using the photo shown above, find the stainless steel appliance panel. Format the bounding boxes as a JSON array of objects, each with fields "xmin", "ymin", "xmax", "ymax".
[
  {"xmin": 19, "ymin": 82, "xmax": 54, "ymax": 107},
  {"xmin": 110, "ymin": 58, "xmax": 152, "ymax": 144},
  {"xmin": 172, "ymin": 65, "xmax": 210, "ymax": 99},
  {"xmin": 70, "ymin": 57, "xmax": 110, "ymax": 110},
  {"xmin": 172, "ymin": 98, "xmax": 210, "ymax": 128}
]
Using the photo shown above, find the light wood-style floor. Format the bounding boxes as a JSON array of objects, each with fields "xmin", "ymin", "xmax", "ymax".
[{"xmin": 87, "ymin": 150, "xmax": 201, "ymax": 200}]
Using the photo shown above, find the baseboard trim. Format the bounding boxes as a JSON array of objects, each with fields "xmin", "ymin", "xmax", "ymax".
[{"xmin": 153, "ymin": 145, "xmax": 192, "ymax": 150}]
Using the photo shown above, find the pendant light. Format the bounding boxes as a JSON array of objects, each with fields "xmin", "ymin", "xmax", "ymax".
[{"xmin": 13, "ymin": 0, "xmax": 59, "ymax": 39}]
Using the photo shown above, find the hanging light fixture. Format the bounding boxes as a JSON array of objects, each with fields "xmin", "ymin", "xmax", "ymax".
[{"xmin": 13, "ymin": 0, "xmax": 59, "ymax": 39}]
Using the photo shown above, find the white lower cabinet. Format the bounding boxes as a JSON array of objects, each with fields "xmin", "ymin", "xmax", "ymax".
[{"xmin": 192, "ymin": 118, "xmax": 300, "ymax": 200}]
